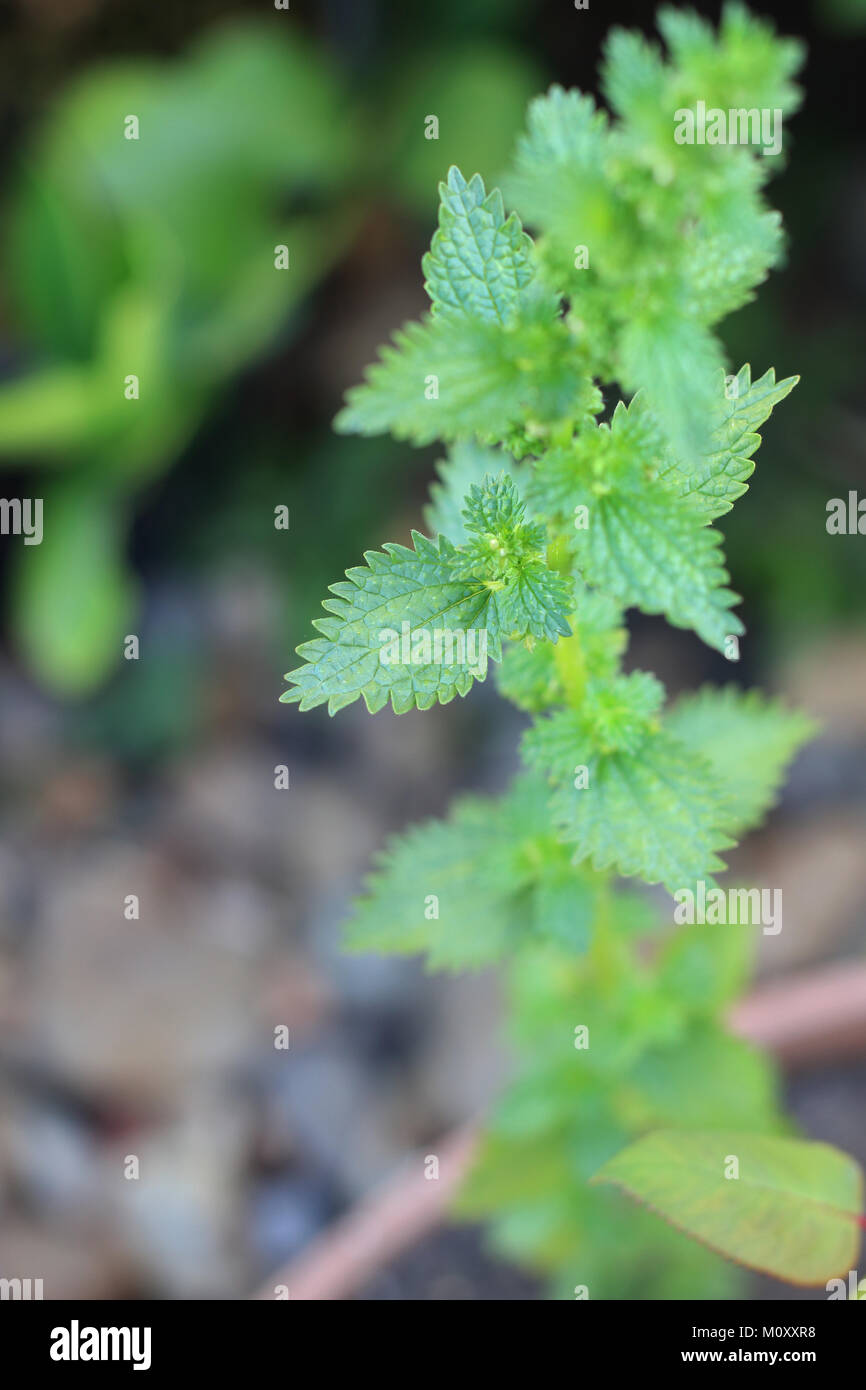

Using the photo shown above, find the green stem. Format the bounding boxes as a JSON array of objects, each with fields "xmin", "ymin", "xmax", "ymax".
[
  {"xmin": 553, "ymin": 625, "xmax": 586, "ymax": 706},
  {"xmin": 547, "ymin": 530, "xmax": 586, "ymax": 707},
  {"xmin": 589, "ymin": 879, "xmax": 619, "ymax": 994}
]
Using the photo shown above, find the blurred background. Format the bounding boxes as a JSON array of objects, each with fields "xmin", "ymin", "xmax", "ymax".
[{"xmin": 0, "ymin": 0, "xmax": 864, "ymax": 1299}]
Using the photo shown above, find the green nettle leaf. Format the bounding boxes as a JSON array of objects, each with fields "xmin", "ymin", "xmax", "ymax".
[
  {"xmin": 496, "ymin": 638, "xmax": 564, "ymax": 713},
  {"xmin": 524, "ymin": 717, "xmax": 733, "ymax": 892},
  {"xmin": 682, "ymin": 214, "xmax": 783, "ymax": 325},
  {"xmin": 343, "ymin": 792, "xmax": 528, "ymax": 969},
  {"xmin": 584, "ymin": 672, "xmax": 666, "ymax": 754},
  {"xmin": 658, "ymin": 5, "xmax": 804, "ymax": 116},
  {"xmin": 461, "ymin": 469, "xmax": 533, "ymax": 538},
  {"xmin": 505, "ymin": 85, "xmax": 609, "ymax": 254},
  {"xmin": 593, "ymin": 1131, "xmax": 864, "ymax": 1285},
  {"xmin": 599, "ymin": 29, "xmax": 669, "ymax": 140},
  {"xmin": 334, "ymin": 302, "xmax": 598, "ymax": 450},
  {"xmin": 526, "ymin": 672, "xmax": 665, "ymax": 759},
  {"xmin": 335, "ymin": 162, "xmax": 600, "ymax": 451},
  {"xmin": 345, "ymin": 769, "xmax": 590, "ymax": 968},
  {"xmin": 422, "ymin": 166, "xmax": 534, "ymax": 324},
  {"xmin": 665, "ymin": 684, "xmax": 816, "ymax": 834},
  {"xmin": 457, "ymin": 475, "xmax": 573, "ymax": 641},
  {"xmin": 496, "ymin": 583, "xmax": 627, "ymax": 713},
  {"xmin": 530, "ymin": 859, "xmax": 600, "ymax": 953},
  {"xmin": 283, "ymin": 477, "xmax": 572, "ymax": 714},
  {"xmin": 534, "ymin": 403, "xmax": 743, "ymax": 652},
  {"xmin": 619, "ymin": 311, "xmax": 726, "ymax": 465},
  {"xmin": 629, "ymin": 1024, "xmax": 781, "ymax": 1133},
  {"xmin": 281, "ymin": 530, "xmax": 500, "ymax": 715},
  {"xmin": 492, "ymin": 560, "xmax": 572, "ymax": 642},
  {"xmin": 658, "ymin": 914, "xmax": 758, "ymax": 1014},
  {"xmin": 657, "ymin": 365, "xmax": 799, "ymax": 519},
  {"xmin": 424, "ymin": 441, "xmax": 524, "ymax": 543}
]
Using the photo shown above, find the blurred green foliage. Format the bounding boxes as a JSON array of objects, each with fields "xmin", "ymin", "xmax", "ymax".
[
  {"xmin": 0, "ymin": 17, "xmax": 542, "ymax": 699},
  {"xmin": 0, "ymin": 23, "xmax": 356, "ymax": 693},
  {"xmin": 385, "ymin": 45, "xmax": 541, "ymax": 214}
]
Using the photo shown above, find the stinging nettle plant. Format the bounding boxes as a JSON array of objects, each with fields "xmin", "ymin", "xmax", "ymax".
[{"xmin": 282, "ymin": 5, "xmax": 865, "ymax": 1298}]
